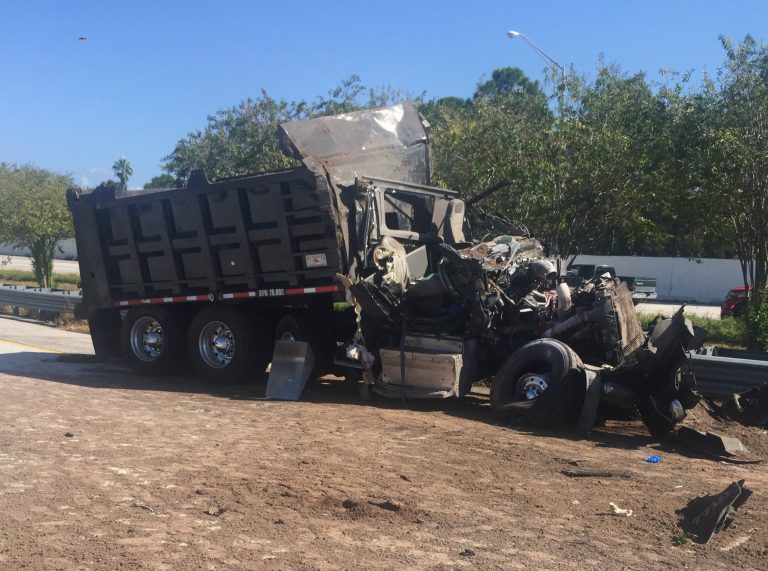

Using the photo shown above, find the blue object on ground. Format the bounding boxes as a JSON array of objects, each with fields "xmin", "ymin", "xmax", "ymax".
[{"xmin": 644, "ymin": 455, "xmax": 662, "ymax": 463}]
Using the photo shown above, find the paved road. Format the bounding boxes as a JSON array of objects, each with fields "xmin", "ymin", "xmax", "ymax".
[
  {"xmin": 635, "ymin": 301, "xmax": 721, "ymax": 319},
  {"xmin": 0, "ymin": 315, "xmax": 94, "ymax": 355},
  {"xmin": 0, "ymin": 255, "xmax": 80, "ymax": 275}
]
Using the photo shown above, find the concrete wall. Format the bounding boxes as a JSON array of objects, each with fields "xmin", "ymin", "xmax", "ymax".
[
  {"xmin": 567, "ymin": 255, "xmax": 743, "ymax": 304},
  {"xmin": 0, "ymin": 239, "xmax": 78, "ymax": 260}
]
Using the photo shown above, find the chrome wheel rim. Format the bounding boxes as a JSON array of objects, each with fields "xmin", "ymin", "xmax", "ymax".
[
  {"xmin": 280, "ymin": 330, "xmax": 297, "ymax": 342},
  {"xmin": 515, "ymin": 373, "xmax": 550, "ymax": 401},
  {"xmin": 198, "ymin": 321, "xmax": 235, "ymax": 368},
  {"xmin": 130, "ymin": 317, "xmax": 164, "ymax": 362}
]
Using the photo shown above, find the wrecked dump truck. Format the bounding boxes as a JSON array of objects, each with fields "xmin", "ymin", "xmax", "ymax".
[{"xmin": 67, "ymin": 102, "xmax": 702, "ymax": 436}]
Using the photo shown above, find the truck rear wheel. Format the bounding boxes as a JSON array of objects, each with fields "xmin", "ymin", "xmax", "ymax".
[
  {"xmin": 490, "ymin": 339, "xmax": 586, "ymax": 426},
  {"xmin": 120, "ymin": 307, "xmax": 185, "ymax": 375},
  {"xmin": 188, "ymin": 305, "xmax": 266, "ymax": 383}
]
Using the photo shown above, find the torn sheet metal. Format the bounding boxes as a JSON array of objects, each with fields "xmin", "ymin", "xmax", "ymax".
[
  {"xmin": 459, "ymin": 235, "xmax": 545, "ymax": 271},
  {"xmin": 373, "ymin": 236, "xmax": 409, "ymax": 293},
  {"xmin": 717, "ymin": 384, "xmax": 768, "ymax": 427},
  {"xmin": 678, "ymin": 480, "xmax": 752, "ymax": 544},
  {"xmin": 277, "ymin": 102, "xmax": 430, "ymax": 186},
  {"xmin": 672, "ymin": 426, "xmax": 759, "ymax": 463}
]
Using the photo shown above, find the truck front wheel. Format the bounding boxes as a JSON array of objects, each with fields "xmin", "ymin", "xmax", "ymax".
[
  {"xmin": 120, "ymin": 307, "xmax": 185, "ymax": 375},
  {"xmin": 274, "ymin": 313, "xmax": 332, "ymax": 380},
  {"xmin": 490, "ymin": 339, "xmax": 586, "ymax": 426},
  {"xmin": 188, "ymin": 305, "xmax": 267, "ymax": 383}
]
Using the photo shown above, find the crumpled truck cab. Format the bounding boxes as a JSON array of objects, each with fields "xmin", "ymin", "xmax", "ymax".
[{"xmin": 280, "ymin": 102, "xmax": 702, "ymax": 437}]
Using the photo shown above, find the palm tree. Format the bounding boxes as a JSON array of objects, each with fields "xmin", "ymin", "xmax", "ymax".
[{"xmin": 112, "ymin": 158, "xmax": 134, "ymax": 191}]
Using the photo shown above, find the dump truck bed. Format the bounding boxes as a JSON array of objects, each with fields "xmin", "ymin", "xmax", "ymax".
[{"xmin": 68, "ymin": 166, "xmax": 343, "ymax": 316}]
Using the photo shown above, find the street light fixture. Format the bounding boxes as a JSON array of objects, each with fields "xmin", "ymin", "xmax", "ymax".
[
  {"xmin": 507, "ymin": 29, "xmax": 568, "ymax": 264},
  {"xmin": 507, "ymin": 30, "xmax": 565, "ymax": 82}
]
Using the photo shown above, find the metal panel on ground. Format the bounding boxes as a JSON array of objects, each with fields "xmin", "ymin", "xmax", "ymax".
[{"xmin": 266, "ymin": 341, "xmax": 315, "ymax": 401}]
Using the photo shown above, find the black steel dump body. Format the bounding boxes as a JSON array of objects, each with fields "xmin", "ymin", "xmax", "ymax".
[{"xmin": 67, "ymin": 167, "xmax": 343, "ymax": 317}]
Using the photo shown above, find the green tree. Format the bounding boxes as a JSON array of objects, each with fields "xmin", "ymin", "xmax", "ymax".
[
  {"xmin": 143, "ymin": 173, "xmax": 177, "ymax": 189},
  {"xmin": 112, "ymin": 157, "xmax": 133, "ymax": 191},
  {"xmin": 555, "ymin": 64, "xmax": 673, "ymax": 256},
  {"xmin": 162, "ymin": 77, "xmax": 419, "ymax": 185},
  {"xmin": 698, "ymin": 35, "xmax": 768, "ymax": 345},
  {"xmin": 163, "ymin": 90, "xmax": 305, "ymax": 184},
  {"xmin": 430, "ymin": 64, "xmax": 695, "ymax": 260},
  {"xmin": 0, "ymin": 164, "xmax": 75, "ymax": 287},
  {"xmin": 417, "ymin": 96, "xmax": 471, "ymax": 127},
  {"xmin": 474, "ymin": 67, "xmax": 546, "ymax": 101},
  {"xmin": 430, "ymin": 68, "xmax": 554, "ymax": 225}
]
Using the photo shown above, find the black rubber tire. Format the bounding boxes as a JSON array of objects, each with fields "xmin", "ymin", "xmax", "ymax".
[
  {"xmin": 274, "ymin": 313, "xmax": 331, "ymax": 379},
  {"xmin": 490, "ymin": 339, "xmax": 585, "ymax": 426},
  {"xmin": 120, "ymin": 307, "xmax": 185, "ymax": 375},
  {"xmin": 275, "ymin": 314, "xmax": 312, "ymax": 344},
  {"xmin": 188, "ymin": 305, "xmax": 266, "ymax": 383}
]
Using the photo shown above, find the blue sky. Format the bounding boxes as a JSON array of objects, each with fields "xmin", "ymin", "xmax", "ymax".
[{"xmin": 0, "ymin": 1, "xmax": 765, "ymax": 188}]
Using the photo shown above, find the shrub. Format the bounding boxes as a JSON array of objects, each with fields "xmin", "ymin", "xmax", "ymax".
[
  {"xmin": 638, "ymin": 312, "xmax": 747, "ymax": 348},
  {"xmin": 742, "ymin": 294, "xmax": 768, "ymax": 351}
]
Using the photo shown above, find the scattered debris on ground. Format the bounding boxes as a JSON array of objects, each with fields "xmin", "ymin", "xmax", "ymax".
[
  {"xmin": 609, "ymin": 502, "xmax": 634, "ymax": 517},
  {"xmin": 204, "ymin": 505, "xmax": 228, "ymax": 517},
  {"xmin": 560, "ymin": 469, "xmax": 632, "ymax": 479},
  {"xmin": 713, "ymin": 385, "xmax": 768, "ymax": 427},
  {"xmin": 678, "ymin": 480, "xmax": 752, "ymax": 544}
]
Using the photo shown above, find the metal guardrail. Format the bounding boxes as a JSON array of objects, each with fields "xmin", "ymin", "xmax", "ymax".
[
  {"xmin": 689, "ymin": 347, "xmax": 768, "ymax": 399},
  {"xmin": 0, "ymin": 283, "xmax": 81, "ymax": 314}
]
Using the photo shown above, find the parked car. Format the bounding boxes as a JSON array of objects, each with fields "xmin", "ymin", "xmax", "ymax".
[{"xmin": 721, "ymin": 286, "xmax": 749, "ymax": 319}]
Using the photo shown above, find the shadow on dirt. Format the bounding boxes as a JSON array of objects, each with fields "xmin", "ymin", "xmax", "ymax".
[{"xmin": 0, "ymin": 350, "xmax": 658, "ymax": 450}]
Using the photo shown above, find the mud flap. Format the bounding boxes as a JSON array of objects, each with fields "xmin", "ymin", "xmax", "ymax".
[
  {"xmin": 577, "ymin": 370, "xmax": 601, "ymax": 437},
  {"xmin": 266, "ymin": 340, "xmax": 315, "ymax": 401}
]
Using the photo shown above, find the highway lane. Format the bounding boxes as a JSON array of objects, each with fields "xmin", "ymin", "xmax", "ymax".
[{"xmin": 0, "ymin": 315, "xmax": 94, "ymax": 355}]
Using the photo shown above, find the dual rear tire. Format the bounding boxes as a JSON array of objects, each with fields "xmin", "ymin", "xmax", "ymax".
[
  {"xmin": 119, "ymin": 305, "xmax": 269, "ymax": 382},
  {"xmin": 120, "ymin": 307, "xmax": 185, "ymax": 375},
  {"xmin": 188, "ymin": 305, "xmax": 268, "ymax": 382}
]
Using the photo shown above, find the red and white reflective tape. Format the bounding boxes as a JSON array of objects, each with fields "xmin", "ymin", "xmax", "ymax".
[
  {"xmin": 221, "ymin": 284, "xmax": 340, "ymax": 299},
  {"xmin": 112, "ymin": 285, "xmax": 339, "ymax": 308},
  {"xmin": 285, "ymin": 285, "xmax": 340, "ymax": 295},
  {"xmin": 113, "ymin": 293, "xmax": 212, "ymax": 307}
]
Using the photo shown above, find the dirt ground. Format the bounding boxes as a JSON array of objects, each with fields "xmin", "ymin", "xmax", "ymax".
[{"xmin": 0, "ymin": 332, "xmax": 766, "ymax": 570}]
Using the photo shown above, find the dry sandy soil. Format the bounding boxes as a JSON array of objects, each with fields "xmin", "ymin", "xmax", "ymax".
[{"xmin": 0, "ymin": 321, "xmax": 766, "ymax": 570}]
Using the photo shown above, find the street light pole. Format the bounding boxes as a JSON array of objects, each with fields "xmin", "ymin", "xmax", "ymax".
[
  {"xmin": 507, "ymin": 29, "xmax": 568, "ymax": 265},
  {"xmin": 506, "ymin": 30, "xmax": 565, "ymax": 84}
]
